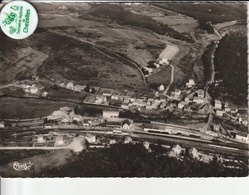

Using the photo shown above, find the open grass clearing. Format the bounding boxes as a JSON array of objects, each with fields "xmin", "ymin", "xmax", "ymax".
[{"xmin": 0, "ymin": 97, "xmax": 76, "ymax": 119}]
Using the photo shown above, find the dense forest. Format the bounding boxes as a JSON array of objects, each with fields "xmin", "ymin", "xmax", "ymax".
[
  {"xmin": 213, "ymin": 31, "xmax": 247, "ymax": 105},
  {"xmin": 153, "ymin": 3, "xmax": 247, "ymax": 30},
  {"xmin": 44, "ymin": 143, "xmax": 248, "ymax": 177},
  {"xmin": 89, "ymin": 4, "xmax": 194, "ymax": 43}
]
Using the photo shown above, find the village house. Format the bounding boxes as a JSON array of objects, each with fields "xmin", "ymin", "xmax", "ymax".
[
  {"xmin": 121, "ymin": 103, "xmax": 129, "ymax": 109},
  {"xmin": 177, "ymin": 101, "xmax": 185, "ymax": 109},
  {"xmin": 234, "ymin": 131, "xmax": 249, "ymax": 143},
  {"xmin": 37, "ymin": 135, "xmax": 45, "ymax": 143},
  {"xmin": 128, "ymin": 93, "xmax": 137, "ymax": 103},
  {"xmin": 216, "ymin": 109, "xmax": 225, "ymax": 117},
  {"xmin": 72, "ymin": 116, "xmax": 82, "ymax": 123},
  {"xmin": 99, "ymin": 88, "xmax": 115, "ymax": 97},
  {"xmin": 124, "ymin": 136, "xmax": 132, "ymax": 144},
  {"xmin": 144, "ymin": 67, "xmax": 153, "ymax": 74},
  {"xmin": 122, "ymin": 120, "xmax": 131, "ymax": 130},
  {"xmin": 132, "ymin": 99, "xmax": 147, "ymax": 107},
  {"xmin": 66, "ymin": 82, "xmax": 74, "ymax": 90},
  {"xmin": 184, "ymin": 97, "xmax": 190, "ymax": 103},
  {"xmin": 143, "ymin": 141, "xmax": 151, "ymax": 152},
  {"xmin": 74, "ymin": 85, "xmax": 86, "ymax": 92},
  {"xmin": 213, "ymin": 124, "xmax": 220, "ymax": 132},
  {"xmin": 189, "ymin": 148, "xmax": 200, "ymax": 159},
  {"xmin": 193, "ymin": 97, "xmax": 205, "ymax": 104},
  {"xmin": 146, "ymin": 102, "xmax": 158, "ymax": 110},
  {"xmin": 105, "ymin": 121, "xmax": 122, "ymax": 129},
  {"xmin": 225, "ymin": 107, "xmax": 231, "ymax": 112},
  {"xmin": 230, "ymin": 106, "xmax": 238, "ymax": 114},
  {"xmin": 85, "ymin": 134, "xmax": 96, "ymax": 144},
  {"xmin": 238, "ymin": 116, "xmax": 248, "ymax": 126},
  {"xmin": 58, "ymin": 82, "xmax": 66, "ymax": 87},
  {"xmin": 102, "ymin": 110, "xmax": 119, "ymax": 118},
  {"xmin": 118, "ymin": 90, "xmax": 128, "ymax": 101},
  {"xmin": 186, "ymin": 79, "xmax": 195, "ymax": 88},
  {"xmin": 61, "ymin": 118, "xmax": 70, "ymax": 125},
  {"xmin": 30, "ymin": 86, "xmax": 39, "ymax": 94},
  {"xmin": 42, "ymin": 91, "xmax": 48, "ymax": 97},
  {"xmin": 0, "ymin": 121, "xmax": 5, "ymax": 129},
  {"xmin": 158, "ymin": 84, "xmax": 165, "ymax": 91},
  {"xmin": 154, "ymin": 63, "xmax": 160, "ymax": 68},
  {"xmin": 196, "ymin": 90, "xmax": 205, "ymax": 98},
  {"xmin": 214, "ymin": 100, "xmax": 222, "ymax": 109},
  {"xmin": 111, "ymin": 92, "xmax": 120, "ymax": 100},
  {"xmin": 95, "ymin": 95, "xmax": 107, "ymax": 105},
  {"xmin": 169, "ymin": 144, "xmax": 182, "ymax": 157},
  {"xmin": 54, "ymin": 135, "xmax": 65, "ymax": 146}
]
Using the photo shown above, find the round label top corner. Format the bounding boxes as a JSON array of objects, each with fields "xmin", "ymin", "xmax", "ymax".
[{"xmin": 0, "ymin": 0, "xmax": 38, "ymax": 39}]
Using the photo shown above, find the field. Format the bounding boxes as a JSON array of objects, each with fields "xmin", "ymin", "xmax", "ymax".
[{"xmin": 0, "ymin": 97, "xmax": 76, "ymax": 119}]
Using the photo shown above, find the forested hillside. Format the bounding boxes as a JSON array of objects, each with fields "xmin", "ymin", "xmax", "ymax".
[
  {"xmin": 213, "ymin": 31, "xmax": 247, "ymax": 105},
  {"xmin": 44, "ymin": 143, "xmax": 248, "ymax": 177}
]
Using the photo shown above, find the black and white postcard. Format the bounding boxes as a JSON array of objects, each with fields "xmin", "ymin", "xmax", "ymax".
[{"xmin": 0, "ymin": 1, "xmax": 248, "ymax": 178}]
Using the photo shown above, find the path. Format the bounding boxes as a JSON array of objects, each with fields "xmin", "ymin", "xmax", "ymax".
[{"xmin": 164, "ymin": 64, "xmax": 175, "ymax": 94}]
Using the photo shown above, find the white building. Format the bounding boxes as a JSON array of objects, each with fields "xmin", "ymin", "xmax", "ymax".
[
  {"xmin": 42, "ymin": 91, "xmax": 48, "ymax": 97},
  {"xmin": 122, "ymin": 123, "xmax": 130, "ymax": 130},
  {"xmin": 66, "ymin": 82, "xmax": 74, "ymax": 90},
  {"xmin": 216, "ymin": 109, "xmax": 225, "ymax": 117},
  {"xmin": 37, "ymin": 135, "xmax": 45, "ymax": 143},
  {"xmin": 0, "ymin": 121, "xmax": 5, "ymax": 129},
  {"xmin": 124, "ymin": 136, "xmax": 132, "ymax": 144},
  {"xmin": 111, "ymin": 93, "xmax": 120, "ymax": 100},
  {"xmin": 169, "ymin": 144, "xmax": 182, "ymax": 157},
  {"xmin": 177, "ymin": 102, "xmax": 185, "ymax": 109},
  {"xmin": 55, "ymin": 135, "xmax": 64, "ymax": 146},
  {"xmin": 186, "ymin": 79, "xmax": 195, "ymax": 88},
  {"xmin": 102, "ymin": 110, "xmax": 119, "ymax": 118},
  {"xmin": 225, "ymin": 107, "xmax": 231, "ymax": 112},
  {"xmin": 214, "ymin": 100, "xmax": 222, "ymax": 109},
  {"xmin": 143, "ymin": 141, "xmax": 151, "ymax": 151},
  {"xmin": 86, "ymin": 134, "xmax": 96, "ymax": 144},
  {"xmin": 189, "ymin": 148, "xmax": 199, "ymax": 159},
  {"xmin": 30, "ymin": 86, "xmax": 39, "ymax": 94},
  {"xmin": 74, "ymin": 85, "xmax": 85, "ymax": 92},
  {"xmin": 158, "ymin": 84, "xmax": 165, "ymax": 91},
  {"xmin": 235, "ymin": 132, "xmax": 249, "ymax": 143}
]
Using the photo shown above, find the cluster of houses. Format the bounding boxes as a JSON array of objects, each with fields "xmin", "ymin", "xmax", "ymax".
[
  {"xmin": 33, "ymin": 133, "xmax": 70, "ymax": 147},
  {"xmin": 81, "ymin": 82, "xmax": 215, "ymax": 116},
  {"xmin": 213, "ymin": 100, "xmax": 248, "ymax": 126},
  {"xmin": 44, "ymin": 107, "xmax": 133, "ymax": 131},
  {"xmin": 57, "ymin": 81, "xmax": 87, "ymax": 93},
  {"xmin": 21, "ymin": 84, "xmax": 39, "ymax": 94}
]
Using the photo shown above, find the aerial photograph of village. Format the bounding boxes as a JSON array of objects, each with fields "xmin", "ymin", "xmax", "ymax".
[{"xmin": 0, "ymin": 2, "xmax": 248, "ymax": 177}]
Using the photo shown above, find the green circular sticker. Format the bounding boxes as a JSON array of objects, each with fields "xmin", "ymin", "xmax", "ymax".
[{"xmin": 0, "ymin": 0, "xmax": 38, "ymax": 39}]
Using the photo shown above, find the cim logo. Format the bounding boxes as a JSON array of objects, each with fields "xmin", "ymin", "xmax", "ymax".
[{"xmin": 9, "ymin": 161, "xmax": 33, "ymax": 171}]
